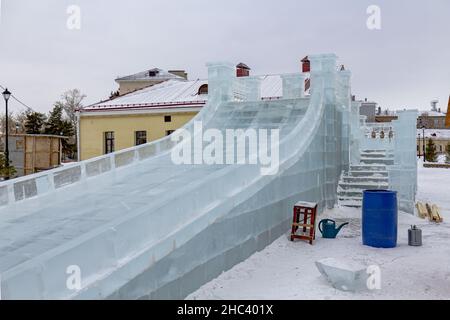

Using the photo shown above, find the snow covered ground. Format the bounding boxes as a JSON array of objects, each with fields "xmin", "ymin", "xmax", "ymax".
[
  {"xmin": 187, "ymin": 162, "xmax": 450, "ymax": 300},
  {"xmin": 417, "ymin": 160, "xmax": 450, "ymax": 219}
]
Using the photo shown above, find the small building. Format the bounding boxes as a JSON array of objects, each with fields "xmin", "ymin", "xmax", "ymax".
[
  {"xmin": 351, "ymin": 96, "xmax": 378, "ymax": 123},
  {"xmin": 115, "ymin": 68, "xmax": 188, "ymax": 96},
  {"xmin": 0, "ymin": 134, "xmax": 65, "ymax": 177},
  {"xmin": 417, "ymin": 110, "xmax": 447, "ymax": 129},
  {"xmin": 360, "ymin": 100, "xmax": 377, "ymax": 123}
]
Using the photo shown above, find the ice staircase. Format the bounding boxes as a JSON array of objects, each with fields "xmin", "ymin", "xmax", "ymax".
[{"xmin": 338, "ymin": 149, "xmax": 393, "ymax": 207}]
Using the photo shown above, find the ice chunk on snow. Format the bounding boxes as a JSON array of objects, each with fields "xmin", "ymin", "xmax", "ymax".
[{"xmin": 315, "ymin": 258, "xmax": 369, "ymax": 292}]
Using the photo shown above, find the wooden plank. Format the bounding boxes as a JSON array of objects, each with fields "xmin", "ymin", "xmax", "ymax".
[
  {"xmin": 425, "ymin": 203, "xmax": 434, "ymax": 221},
  {"xmin": 292, "ymin": 223, "xmax": 314, "ymax": 228},
  {"xmin": 49, "ymin": 138, "xmax": 53, "ymax": 167},
  {"xmin": 431, "ymin": 204, "xmax": 443, "ymax": 223},
  {"xmin": 416, "ymin": 202, "xmax": 428, "ymax": 219},
  {"xmin": 290, "ymin": 234, "xmax": 313, "ymax": 241}
]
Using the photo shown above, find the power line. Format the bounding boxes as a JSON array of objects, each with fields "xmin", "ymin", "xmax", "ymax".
[{"xmin": 0, "ymin": 84, "xmax": 37, "ymax": 113}]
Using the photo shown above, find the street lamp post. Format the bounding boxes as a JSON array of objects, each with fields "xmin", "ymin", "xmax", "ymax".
[
  {"xmin": 418, "ymin": 118, "xmax": 426, "ymax": 161},
  {"xmin": 422, "ymin": 125, "xmax": 426, "ymax": 161},
  {"xmin": 418, "ymin": 133, "xmax": 421, "ymax": 159},
  {"xmin": 2, "ymin": 88, "xmax": 11, "ymax": 180}
]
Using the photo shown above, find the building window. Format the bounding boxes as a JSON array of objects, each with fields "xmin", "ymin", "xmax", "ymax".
[
  {"xmin": 135, "ymin": 131, "xmax": 147, "ymax": 146},
  {"xmin": 104, "ymin": 132, "xmax": 115, "ymax": 154},
  {"xmin": 164, "ymin": 115, "xmax": 172, "ymax": 123},
  {"xmin": 166, "ymin": 130, "xmax": 175, "ymax": 136},
  {"xmin": 439, "ymin": 145, "xmax": 443, "ymax": 152}
]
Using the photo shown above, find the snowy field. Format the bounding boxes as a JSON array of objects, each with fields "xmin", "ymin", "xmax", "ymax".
[{"xmin": 188, "ymin": 162, "xmax": 450, "ymax": 300}]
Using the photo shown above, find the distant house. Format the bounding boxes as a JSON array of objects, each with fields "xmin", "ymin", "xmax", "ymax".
[
  {"xmin": 417, "ymin": 129, "xmax": 450, "ymax": 156},
  {"xmin": 417, "ymin": 110, "xmax": 447, "ymax": 129},
  {"xmin": 115, "ymin": 68, "xmax": 188, "ymax": 96},
  {"xmin": 78, "ymin": 64, "xmax": 308, "ymax": 161},
  {"xmin": 351, "ymin": 96, "xmax": 378, "ymax": 123},
  {"xmin": 0, "ymin": 134, "xmax": 66, "ymax": 177}
]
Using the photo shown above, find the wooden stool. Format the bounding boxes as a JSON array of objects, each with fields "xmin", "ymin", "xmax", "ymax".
[{"xmin": 290, "ymin": 201, "xmax": 317, "ymax": 245}]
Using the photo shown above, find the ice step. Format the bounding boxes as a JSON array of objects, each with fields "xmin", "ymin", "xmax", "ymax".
[
  {"xmin": 338, "ymin": 195, "xmax": 363, "ymax": 201},
  {"xmin": 342, "ymin": 176, "xmax": 388, "ymax": 183},
  {"xmin": 338, "ymin": 202, "xmax": 362, "ymax": 208},
  {"xmin": 350, "ymin": 165, "xmax": 387, "ymax": 171},
  {"xmin": 362, "ymin": 149, "xmax": 388, "ymax": 153},
  {"xmin": 338, "ymin": 197, "xmax": 363, "ymax": 207},
  {"xmin": 338, "ymin": 190, "xmax": 364, "ymax": 197},
  {"xmin": 360, "ymin": 153, "xmax": 393, "ymax": 159},
  {"xmin": 360, "ymin": 158, "xmax": 394, "ymax": 165},
  {"xmin": 338, "ymin": 182, "xmax": 389, "ymax": 190},
  {"xmin": 348, "ymin": 171, "xmax": 389, "ymax": 177},
  {"xmin": 360, "ymin": 153, "xmax": 388, "ymax": 159}
]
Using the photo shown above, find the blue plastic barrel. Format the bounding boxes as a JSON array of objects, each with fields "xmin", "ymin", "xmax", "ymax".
[{"xmin": 362, "ymin": 190, "xmax": 398, "ymax": 248}]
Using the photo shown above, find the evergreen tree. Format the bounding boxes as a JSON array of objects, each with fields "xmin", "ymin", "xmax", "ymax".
[
  {"xmin": 45, "ymin": 105, "xmax": 75, "ymax": 158},
  {"xmin": 0, "ymin": 153, "xmax": 16, "ymax": 179},
  {"xmin": 425, "ymin": 138, "xmax": 437, "ymax": 162},
  {"xmin": 45, "ymin": 105, "xmax": 64, "ymax": 135},
  {"xmin": 25, "ymin": 111, "xmax": 47, "ymax": 134}
]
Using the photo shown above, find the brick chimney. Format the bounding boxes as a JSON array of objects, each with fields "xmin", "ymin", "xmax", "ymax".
[
  {"xmin": 301, "ymin": 56, "xmax": 310, "ymax": 73},
  {"xmin": 236, "ymin": 63, "xmax": 251, "ymax": 77}
]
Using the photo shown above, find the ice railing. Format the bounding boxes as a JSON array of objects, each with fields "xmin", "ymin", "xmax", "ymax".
[
  {"xmin": 359, "ymin": 118, "xmax": 395, "ymax": 150},
  {"xmin": 0, "ymin": 135, "xmax": 178, "ymax": 208}
]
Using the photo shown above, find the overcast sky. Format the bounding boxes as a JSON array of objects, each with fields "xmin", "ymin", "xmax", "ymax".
[{"xmin": 0, "ymin": 0, "xmax": 449, "ymax": 114}]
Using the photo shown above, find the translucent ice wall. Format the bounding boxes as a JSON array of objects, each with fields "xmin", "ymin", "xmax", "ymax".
[
  {"xmin": 387, "ymin": 110, "xmax": 418, "ymax": 213},
  {"xmin": 348, "ymin": 101, "xmax": 418, "ymax": 213},
  {"xmin": 0, "ymin": 55, "xmax": 353, "ymax": 300}
]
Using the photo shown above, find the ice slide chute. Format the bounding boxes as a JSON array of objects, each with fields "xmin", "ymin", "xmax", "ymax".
[{"xmin": 0, "ymin": 54, "xmax": 354, "ymax": 299}]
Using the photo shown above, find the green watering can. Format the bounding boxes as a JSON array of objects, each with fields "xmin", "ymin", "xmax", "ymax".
[{"xmin": 318, "ymin": 219, "xmax": 349, "ymax": 239}]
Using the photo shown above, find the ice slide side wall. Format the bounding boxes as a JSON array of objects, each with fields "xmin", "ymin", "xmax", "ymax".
[
  {"xmin": 0, "ymin": 55, "xmax": 350, "ymax": 299},
  {"xmin": 101, "ymin": 56, "xmax": 350, "ymax": 299},
  {"xmin": 108, "ymin": 108, "xmax": 340, "ymax": 300}
]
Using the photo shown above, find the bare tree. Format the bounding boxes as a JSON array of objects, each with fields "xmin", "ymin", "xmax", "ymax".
[
  {"xmin": 14, "ymin": 110, "xmax": 29, "ymax": 133},
  {"xmin": 56, "ymin": 89, "xmax": 86, "ymax": 134},
  {"xmin": 54, "ymin": 89, "xmax": 86, "ymax": 160},
  {"xmin": 0, "ymin": 112, "xmax": 25, "ymax": 134}
]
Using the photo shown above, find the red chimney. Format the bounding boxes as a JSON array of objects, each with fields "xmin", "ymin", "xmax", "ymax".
[
  {"xmin": 236, "ymin": 63, "xmax": 251, "ymax": 77},
  {"xmin": 301, "ymin": 56, "xmax": 310, "ymax": 73}
]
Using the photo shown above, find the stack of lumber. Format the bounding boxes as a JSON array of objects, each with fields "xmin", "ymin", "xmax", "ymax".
[{"xmin": 416, "ymin": 202, "xmax": 443, "ymax": 223}]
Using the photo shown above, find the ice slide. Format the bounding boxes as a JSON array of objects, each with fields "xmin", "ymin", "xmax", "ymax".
[{"xmin": 0, "ymin": 54, "xmax": 351, "ymax": 299}]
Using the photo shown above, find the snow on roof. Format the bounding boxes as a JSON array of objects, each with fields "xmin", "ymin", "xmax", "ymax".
[
  {"xmin": 115, "ymin": 68, "xmax": 185, "ymax": 82},
  {"xmin": 418, "ymin": 129, "xmax": 450, "ymax": 139},
  {"xmin": 420, "ymin": 111, "xmax": 447, "ymax": 117},
  {"xmin": 83, "ymin": 75, "xmax": 288, "ymax": 112},
  {"xmin": 236, "ymin": 62, "xmax": 251, "ymax": 70}
]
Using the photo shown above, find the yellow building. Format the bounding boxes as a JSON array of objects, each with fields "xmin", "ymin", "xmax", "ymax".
[
  {"xmin": 78, "ymin": 78, "xmax": 207, "ymax": 161},
  {"xmin": 78, "ymin": 65, "xmax": 284, "ymax": 161},
  {"xmin": 417, "ymin": 129, "xmax": 450, "ymax": 157}
]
